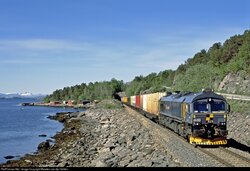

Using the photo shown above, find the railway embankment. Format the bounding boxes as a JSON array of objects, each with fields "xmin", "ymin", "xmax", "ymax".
[
  {"xmin": 1, "ymin": 99, "xmax": 249, "ymax": 167},
  {"xmin": 227, "ymin": 111, "xmax": 250, "ymax": 147}
]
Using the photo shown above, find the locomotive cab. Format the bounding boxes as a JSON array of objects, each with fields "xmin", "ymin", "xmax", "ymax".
[
  {"xmin": 149, "ymin": 89, "xmax": 229, "ymax": 145},
  {"xmin": 191, "ymin": 98, "xmax": 229, "ymax": 139}
]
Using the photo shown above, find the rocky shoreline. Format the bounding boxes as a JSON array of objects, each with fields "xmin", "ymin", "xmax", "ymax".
[
  {"xmin": 0, "ymin": 100, "xmax": 180, "ymax": 167},
  {"xmin": 0, "ymin": 99, "xmax": 249, "ymax": 167}
]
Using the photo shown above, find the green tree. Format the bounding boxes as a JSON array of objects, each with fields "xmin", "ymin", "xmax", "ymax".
[{"xmin": 173, "ymin": 64, "xmax": 220, "ymax": 92}]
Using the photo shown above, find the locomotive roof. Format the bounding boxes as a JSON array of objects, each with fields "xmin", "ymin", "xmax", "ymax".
[{"xmin": 160, "ymin": 91, "xmax": 226, "ymax": 103}]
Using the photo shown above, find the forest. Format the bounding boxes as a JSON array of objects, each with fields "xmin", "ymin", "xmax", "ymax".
[{"xmin": 43, "ymin": 29, "xmax": 250, "ymax": 102}]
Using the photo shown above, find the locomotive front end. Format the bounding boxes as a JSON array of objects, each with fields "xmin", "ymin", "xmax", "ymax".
[{"xmin": 189, "ymin": 93, "xmax": 230, "ymax": 145}]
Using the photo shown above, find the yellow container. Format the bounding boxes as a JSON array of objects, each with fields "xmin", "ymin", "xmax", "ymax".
[
  {"xmin": 140, "ymin": 95, "xmax": 143, "ymax": 109},
  {"xmin": 122, "ymin": 97, "xmax": 128, "ymax": 103},
  {"xmin": 142, "ymin": 94, "xmax": 148, "ymax": 112},
  {"xmin": 145, "ymin": 92, "xmax": 166, "ymax": 116}
]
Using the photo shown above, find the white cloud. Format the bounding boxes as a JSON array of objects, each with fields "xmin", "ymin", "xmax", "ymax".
[
  {"xmin": 0, "ymin": 39, "xmax": 90, "ymax": 51},
  {"xmin": 0, "ymin": 26, "xmax": 246, "ymax": 70}
]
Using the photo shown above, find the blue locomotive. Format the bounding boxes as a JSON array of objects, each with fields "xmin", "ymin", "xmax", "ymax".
[
  {"xmin": 159, "ymin": 88, "xmax": 230, "ymax": 145},
  {"xmin": 122, "ymin": 88, "xmax": 230, "ymax": 145}
]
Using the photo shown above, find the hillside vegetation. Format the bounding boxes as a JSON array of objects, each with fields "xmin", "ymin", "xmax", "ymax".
[
  {"xmin": 44, "ymin": 79, "xmax": 124, "ymax": 103},
  {"xmin": 44, "ymin": 29, "xmax": 250, "ymax": 102}
]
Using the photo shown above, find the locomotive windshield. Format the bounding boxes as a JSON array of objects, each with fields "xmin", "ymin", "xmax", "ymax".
[
  {"xmin": 193, "ymin": 99, "xmax": 226, "ymax": 113},
  {"xmin": 194, "ymin": 101, "xmax": 208, "ymax": 112},
  {"xmin": 211, "ymin": 100, "xmax": 226, "ymax": 111}
]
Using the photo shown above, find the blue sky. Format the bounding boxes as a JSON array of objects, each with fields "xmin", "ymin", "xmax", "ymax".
[{"xmin": 0, "ymin": 0, "xmax": 249, "ymax": 94}]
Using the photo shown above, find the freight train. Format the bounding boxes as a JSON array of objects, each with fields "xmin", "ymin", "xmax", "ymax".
[{"xmin": 121, "ymin": 88, "xmax": 230, "ymax": 145}]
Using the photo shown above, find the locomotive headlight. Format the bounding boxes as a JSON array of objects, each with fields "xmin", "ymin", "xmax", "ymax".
[
  {"xmin": 220, "ymin": 122, "xmax": 226, "ymax": 125},
  {"xmin": 194, "ymin": 122, "xmax": 201, "ymax": 125}
]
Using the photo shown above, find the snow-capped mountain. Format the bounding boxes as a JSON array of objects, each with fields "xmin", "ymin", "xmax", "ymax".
[
  {"xmin": 0, "ymin": 92, "xmax": 46, "ymax": 99},
  {"xmin": 19, "ymin": 92, "xmax": 32, "ymax": 96}
]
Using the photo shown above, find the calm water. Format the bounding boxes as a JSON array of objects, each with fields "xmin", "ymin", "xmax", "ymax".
[{"xmin": 0, "ymin": 98, "xmax": 84, "ymax": 164}]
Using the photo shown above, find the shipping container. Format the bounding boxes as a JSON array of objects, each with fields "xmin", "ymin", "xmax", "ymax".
[
  {"xmin": 135, "ymin": 95, "xmax": 141, "ymax": 108},
  {"xmin": 122, "ymin": 97, "xmax": 128, "ymax": 103},
  {"xmin": 144, "ymin": 92, "xmax": 167, "ymax": 116},
  {"xmin": 140, "ymin": 95, "xmax": 143, "ymax": 109},
  {"xmin": 143, "ymin": 94, "xmax": 148, "ymax": 112},
  {"xmin": 146, "ymin": 93, "xmax": 158, "ymax": 115},
  {"xmin": 130, "ymin": 96, "xmax": 136, "ymax": 107}
]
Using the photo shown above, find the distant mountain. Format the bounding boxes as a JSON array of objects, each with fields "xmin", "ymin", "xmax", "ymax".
[{"xmin": 0, "ymin": 92, "xmax": 47, "ymax": 99}]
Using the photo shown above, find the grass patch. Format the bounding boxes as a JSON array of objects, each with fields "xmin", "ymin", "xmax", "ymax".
[
  {"xmin": 95, "ymin": 99, "xmax": 123, "ymax": 109},
  {"xmin": 103, "ymin": 103, "xmax": 122, "ymax": 109},
  {"xmin": 227, "ymin": 99, "xmax": 250, "ymax": 115}
]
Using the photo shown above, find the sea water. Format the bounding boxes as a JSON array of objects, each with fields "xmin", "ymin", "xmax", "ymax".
[{"xmin": 0, "ymin": 98, "xmax": 84, "ymax": 164}]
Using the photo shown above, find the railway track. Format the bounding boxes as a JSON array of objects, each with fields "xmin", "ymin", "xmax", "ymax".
[
  {"xmin": 198, "ymin": 147, "xmax": 250, "ymax": 167},
  {"xmin": 219, "ymin": 147, "xmax": 250, "ymax": 164},
  {"xmin": 197, "ymin": 147, "xmax": 250, "ymax": 167},
  {"xmin": 124, "ymin": 104, "xmax": 250, "ymax": 167}
]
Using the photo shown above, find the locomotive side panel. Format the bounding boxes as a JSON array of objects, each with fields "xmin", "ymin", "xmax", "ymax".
[{"xmin": 160, "ymin": 101, "xmax": 182, "ymax": 119}]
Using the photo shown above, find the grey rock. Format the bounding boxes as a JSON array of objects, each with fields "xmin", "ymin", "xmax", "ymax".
[
  {"xmin": 94, "ymin": 160, "xmax": 108, "ymax": 167},
  {"xmin": 37, "ymin": 141, "xmax": 50, "ymax": 152}
]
